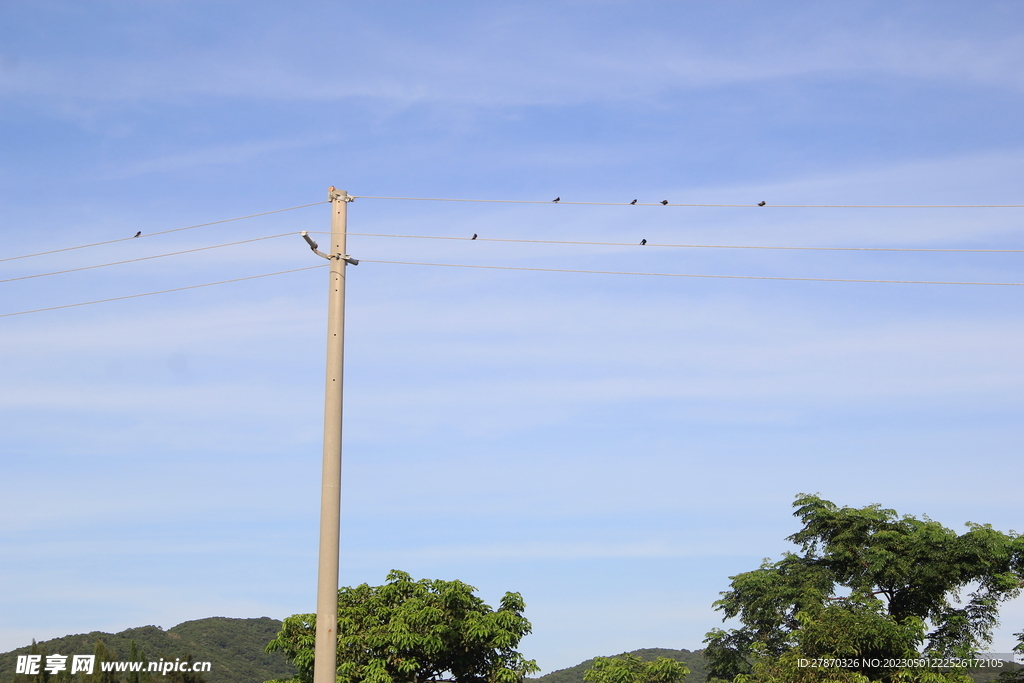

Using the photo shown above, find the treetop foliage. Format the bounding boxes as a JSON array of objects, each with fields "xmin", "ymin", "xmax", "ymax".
[
  {"xmin": 266, "ymin": 570, "xmax": 538, "ymax": 683},
  {"xmin": 704, "ymin": 494, "xmax": 1024, "ymax": 683},
  {"xmin": 583, "ymin": 654, "xmax": 689, "ymax": 683}
]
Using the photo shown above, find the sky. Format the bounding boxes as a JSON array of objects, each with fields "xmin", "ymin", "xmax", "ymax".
[{"xmin": 2, "ymin": 0, "xmax": 1024, "ymax": 675}]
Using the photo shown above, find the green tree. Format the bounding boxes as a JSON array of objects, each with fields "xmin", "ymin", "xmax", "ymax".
[
  {"xmin": 14, "ymin": 640, "xmax": 78, "ymax": 683},
  {"xmin": 266, "ymin": 570, "xmax": 539, "ymax": 683},
  {"xmin": 995, "ymin": 630, "xmax": 1024, "ymax": 683},
  {"xmin": 165, "ymin": 653, "xmax": 207, "ymax": 683},
  {"xmin": 124, "ymin": 640, "xmax": 155, "ymax": 683},
  {"xmin": 13, "ymin": 640, "xmax": 47, "ymax": 683},
  {"xmin": 583, "ymin": 653, "xmax": 689, "ymax": 683},
  {"xmin": 704, "ymin": 494, "xmax": 1023, "ymax": 682},
  {"xmin": 86, "ymin": 639, "xmax": 120, "ymax": 683}
]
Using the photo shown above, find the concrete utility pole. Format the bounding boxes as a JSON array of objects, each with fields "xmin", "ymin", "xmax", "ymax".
[{"xmin": 304, "ymin": 187, "xmax": 357, "ymax": 683}]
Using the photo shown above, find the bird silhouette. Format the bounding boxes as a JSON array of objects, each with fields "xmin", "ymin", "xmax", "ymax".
[
  {"xmin": 640, "ymin": 239, "xmax": 647, "ymax": 245},
  {"xmin": 630, "ymin": 199, "xmax": 637, "ymax": 205},
  {"xmin": 553, "ymin": 197, "xmax": 560, "ymax": 202},
  {"xmin": 133, "ymin": 231, "xmax": 141, "ymax": 238},
  {"xmin": 660, "ymin": 200, "xmax": 669, "ymax": 205},
  {"xmin": 758, "ymin": 201, "xmax": 766, "ymax": 206},
  {"xmin": 471, "ymin": 234, "xmax": 478, "ymax": 240}
]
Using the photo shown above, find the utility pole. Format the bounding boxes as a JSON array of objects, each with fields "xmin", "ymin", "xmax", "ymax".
[{"xmin": 303, "ymin": 187, "xmax": 357, "ymax": 683}]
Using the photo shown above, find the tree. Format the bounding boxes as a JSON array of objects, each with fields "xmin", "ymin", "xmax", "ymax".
[
  {"xmin": 13, "ymin": 640, "xmax": 47, "ymax": 683},
  {"xmin": 125, "ymin": 640, "xmax": 154, "ymax": 683},
  {"xmin": 995, "ymin": 629, "xmax": 1024, "ymax": 683},
  {"xmin": 91, "ymin": 640, "xmax": 119, "ymax": 683},
  {"xmin": 704, "ymin": 494, "xmax": 1024, "ymax": 682},
  {"xmin": 266, "ymin": 570, "xmax": 539, "ymax": 683},
  {"xmin": 165, "ymin": 653, "xmax": 207, "ymax": 683},
  {"xmin": 583, "ymin": 653, "xmax": 689, "ymax": 683}
]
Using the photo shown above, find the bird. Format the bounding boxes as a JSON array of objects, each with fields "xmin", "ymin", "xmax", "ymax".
[
  {"xmin": 660, "ymin": 200, "xmax": 669, "ymax": 205},
  {"xmin": 133, "ymin": 231, "xmax": 141, "ymax": 238},
  {"xmin": 630, "ymin": 199, "xmax": 637, "ymax": 205},
  {"xmin": 553, "ymin": 197, "xmax": 560, "ymax": 202},
  {"xmin": 471, "ymin": 233, "xmax": 477, "ymax": 240},
  {"xmin": 758, "ymin": 201, "xmax": 766, "ymax": 206},
  {"xmin": 640, "ymin": 239, "xmax": 647, "ymax": 245}
]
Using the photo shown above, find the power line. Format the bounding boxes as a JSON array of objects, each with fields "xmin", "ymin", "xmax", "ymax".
[
  {"xmin": 7, "ymin": 194, "xmax": 1018, "ymax": 268},
  {"xmin": 0, "ymin": 201, "xmax": 328, "ymax": 264},
  {"xmin": 1, "ymin": 233, "xmax": 296, "ymax": 284},
  {"xmin": 332, "ymin": 231, "xmax": 1024, "ymax": 254},
  {"xmin": 5, "ymin": 255, "xmax": 1021, "ymax": 320},
  {"xmin": 353, "ymin": 195, "xmax": 1024, "ymax": 208},
  {"xmin": 0, "ymin": 265, "xmax": 328, "ymax": 318},
  {"xmin": 4, "ymin": 195, "xmax": 1021, "ymax": 266},
  {"xmin": 360, "ymin": 259, "xmax": 1024, "ymax": 286}
]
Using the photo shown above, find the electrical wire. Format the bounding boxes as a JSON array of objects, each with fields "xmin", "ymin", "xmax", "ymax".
[
  {"xmin": 6, "ymin": 193, "xmax": 1018, "ymax": 268},
  {"xmin": 5, "ymin": 255, "xmax": 1022, "ymax": 319},
  {"xmin": 0, "ymin": 201, "xmax": 328, "ymax": 264},
  {"xmin": 0, "ymin": 265, "xmax": 328, "ymax": 318},
  {"xmin": 333, "ymin": 231, "xmax": 1024, "ymax": 254},
  {"xmin": 353, "ymin": 195, "xmax": 1024, "ymax": 208},
  {"xmin": 360, "ymin": 259, "xmax": 1024, "ymax": 286},
  {"xmin": 1, "ymin": 233, "xmax": 294, "ymax": 284}
]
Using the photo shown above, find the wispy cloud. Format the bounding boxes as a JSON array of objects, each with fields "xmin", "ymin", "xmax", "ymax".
[{"xmin": 4, "ymin": 5, "xmax": 1024, "ymax": 111}]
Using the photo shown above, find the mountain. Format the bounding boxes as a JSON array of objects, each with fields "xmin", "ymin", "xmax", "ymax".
[
  {"xmin": 532, "ymin": 648, "xmax": 709, "ymax": 683},
  {"xmin": 6, "ymin": 626, "xmax": 1017, "ymax": 683},
  {"xmin": 531, "ymin": 647, "xmax": 1021, "ymax": 683},
  {"xmin": 0, "ymin": 617, "xmax": 295, "ymax": 683}
]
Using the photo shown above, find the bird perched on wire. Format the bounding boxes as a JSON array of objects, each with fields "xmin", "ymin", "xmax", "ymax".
[
  {"xmin": 133, "ymin": 231, "xmax": 141, "ymax": 238},
  {"xmin": 553, "ymin": 197, "xmax": 560, "ymax": 202},
  {"xmin": 758, "ymin": 201, "xmax": 766, "ymax": 206},
  {"xmin": 471, "ymin": 233, "xmax": 477, "ymax": 240},
  {"xmin": 640, "ymin": 239, "xmax": 647, "ymax": 245},
  {"xmin": 630, "ymin": 199, "xmax": 637, "ymax": 205},
  {"xmin": 660, "ymin": 200, "xmax": 669, "ymax": 205}
]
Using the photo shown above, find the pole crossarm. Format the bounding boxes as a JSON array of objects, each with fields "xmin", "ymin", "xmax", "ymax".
[{"xmin": 301, "ymin": 231, "xmax": 359, "ymax": 265}]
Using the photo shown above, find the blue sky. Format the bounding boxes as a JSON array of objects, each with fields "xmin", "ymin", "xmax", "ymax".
[{"xmin": 2, "ymin": 0, "xmax": 1024, "ymax": 674}]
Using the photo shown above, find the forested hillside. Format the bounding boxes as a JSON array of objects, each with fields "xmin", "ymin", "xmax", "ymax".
[
  {"xmin": 532, "ymin": 648, "xmax": 709, "ymax": 683},
  {"xmin": 0, "ymin": 617, "xmax": 295, "ymax": 683},
  {"xmin": 4, "ymin": 623, "xmax": 1017, "ymax": 683},
  {"xmin": 531, "ymin": 648, "xmax": 1020, "ymax": 683}
]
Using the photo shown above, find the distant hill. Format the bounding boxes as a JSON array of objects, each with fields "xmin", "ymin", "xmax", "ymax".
[
  {"xmin": 0, "ymin": 617, "xmax": 295, "ymax": 683},
  {"xmin": 5, "ymin": 626, "xmax": 1017, "ymax": 683},
  {"xmin": 531, "ymin": 647, "xmax": 1020, "ymax": 683},
  {"xmin": 532, "ymin": 648, "xmax": 709, "ymax": 683}
]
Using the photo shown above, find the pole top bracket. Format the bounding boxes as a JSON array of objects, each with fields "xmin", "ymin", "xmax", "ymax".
[{"xmin": 328, "ymin": 186, "xmax": 354, "ymax": 202}]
